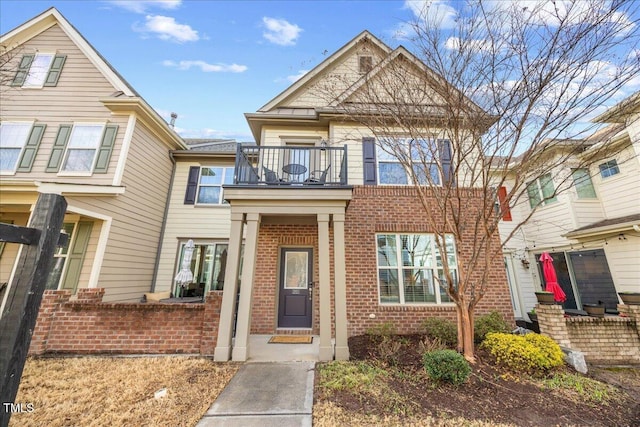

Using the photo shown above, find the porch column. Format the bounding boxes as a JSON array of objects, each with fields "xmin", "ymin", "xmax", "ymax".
[
  {"xmin": 232, "ymin": 213, "xmax": 260, "ymax": 361},
  {"xmin": 214, "ymin": 212, "xmax": 245, "ymax": 361},
  {"xmin": 333, "ymin": 213, "xmax": 349, "ymax": 360},
  {"xmin": 317, "ymin": 214, "xmax": 333, "ymax": 361}
]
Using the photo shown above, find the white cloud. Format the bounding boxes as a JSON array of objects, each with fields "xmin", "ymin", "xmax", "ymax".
[
  {"xmin": 163, "ymin": 60, "xmax": 247, "ymax": 73},
  {"xmin": 286, "ymin": 69, "xmax": 309, "ymax": 83},
  {"xmin": 106, "ymin": 0, "xmax": 181, "ymax": 14},
  {"xmin": 262, "ymin": 17, "xmax": 302, "ymax": 46},
  {"xmin": 135, "ymin": 15, "xmax": 199, "ymax": 43},
  {"xmin": 404, "ymin": 0, "xmax": 458, "ymax": 30},
  {"xmin": 444, "ymin": 36, "xmax": 492, "ymax": 53}
]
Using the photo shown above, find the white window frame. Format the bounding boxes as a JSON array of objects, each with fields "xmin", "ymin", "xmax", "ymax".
[
  {"xmin": 377, "ymin": 137, "xmax": 441, "ymax": 186},
  {"xmin": 22, "ymin": 53, "xmax": 55, "ymax": 88},
  {"xmin": 0, "ymin": 121, "xmax": 34, "ymax": 175},
  {"xmin": 196, "ymin": 166, "xmax": 234, "ymax": 205},
  {"xmin": 376, "ymin": 233, "xmax": 457, "ymax": 305},
  {"xmin": 526, "ymin": 173, "xmax": 557, "ymax": 209},
  {"xmin": 58, "ymin": 123, "xmax": 105, "ymax": 176},
  {"xmin": 571, "ymin": 168, "xmax": 597, "ymax": 199}
]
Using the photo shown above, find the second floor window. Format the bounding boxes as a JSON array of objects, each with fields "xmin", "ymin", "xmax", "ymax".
[
  {"xmin": 0, "ymin": 122, "xmax": 32, "ymax": 173},
  {"xmin": 197, "ymin": 166, "xmax": 234, "ymax": 204},
  {"xmin": 571, "ymin": 168, "xmax": 597, "ymax": 199},
  {"xmin": 526, "ymin": 173, "xmax": 557, "ymax": 209},
  {"xmin": 598, "ymin": 159, "xmax": 620, "ymax": 178},
  {"xmin": 376, "ymin": 138, "xmax": 442, "ymax": 186},
  {"xmin": 62, "ymin": 125, "xmax": 104, "ymax": 172}
]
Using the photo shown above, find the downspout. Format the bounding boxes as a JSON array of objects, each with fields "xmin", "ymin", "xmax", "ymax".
[{"xmin": 150, "ymin": 151, "xmax": 177, "ymax": 292}]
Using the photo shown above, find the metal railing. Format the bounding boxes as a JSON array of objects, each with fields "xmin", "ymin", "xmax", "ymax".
[{"xmin": 234, "ymin": 145, "xmax": 348, "ymax": 186}]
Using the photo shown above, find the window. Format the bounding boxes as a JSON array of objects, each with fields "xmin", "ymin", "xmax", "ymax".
[
  {"xmin": 571, "ymin": 168, "xmax": 597, "ymax": 199},
  {"xmin": 0, "ymin": 122, "xmax": 32, "ymax": 173},
  {"xmin": 598, "ymin": 159, "xmax": 619, "ymax": 178},
  {"xmin": 526, "ymin": 173, "xmax": 557, "ymax": 209},
  {"xmin": 46, "ymin": 124, "xmax": 117, "ymax": 174},
  {"xmin": 12, "ymin": 53, "xmax": 66, "ymax": 88},
  {"xmin": 376, "ymin": 233, "xmax": 457, "ymax": 304},
  {"xmin": 196, "ymin": 166, "xmax": 234, "ymax": 204},
  {"xmin": 45, "ymin": 223, "xmax": 76, "ymax": 290},
  {"xmin": 359, "ymin": 55, "xmax": 373, "ymax": 73},
  {"xmin": 61, "ymin": 124, "xmax": 104, "ymax": 173},
  {"xmin": 377, "ymin": 138, "xmax": 441, "ymax": 185},
  {"xmin": 175, "ymin": 242, "xmax": 229, "ymax": 295}
]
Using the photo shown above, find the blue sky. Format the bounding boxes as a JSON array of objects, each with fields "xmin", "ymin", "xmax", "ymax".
[
  {"xmin": 2, "ymin": 1, "xmax": 638, "ymax": 142},
  {"xmin": 1, "ymin": 0, "xmax": 420, "ymax": 141}
]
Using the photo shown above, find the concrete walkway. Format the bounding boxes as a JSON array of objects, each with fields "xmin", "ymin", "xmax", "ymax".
[{"xmin": 196, "ymin": 361, "xmax": 315, "ymax": 427}]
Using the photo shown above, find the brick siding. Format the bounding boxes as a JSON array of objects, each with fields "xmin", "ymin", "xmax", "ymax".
[{"xmin": 29, "ymin": 288, "xmax": 222, "ymax": 356}]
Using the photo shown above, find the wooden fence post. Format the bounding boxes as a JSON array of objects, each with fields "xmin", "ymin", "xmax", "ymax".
[{"xmin": 0, "ymin": 193, "xmax": 66, "ymax": 427}]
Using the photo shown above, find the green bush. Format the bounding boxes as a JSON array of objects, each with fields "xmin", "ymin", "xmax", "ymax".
[
  {"xmin": 482, "ymin": 332, "xmax": 564, "ymax": 373},
  {"xmin": 474, "ymin": 311, "xmax": 511, "ymax": 343},
  {"xmin": 421, "ymin": 317, "xmax": 457, "ymax": 346},
  {"xmin": 422, "ymin": 349, "xmax": 471, "ymax": 385}
]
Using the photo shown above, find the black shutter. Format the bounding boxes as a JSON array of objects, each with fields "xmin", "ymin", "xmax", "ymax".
[
  {"xmin": 184, "ymin": 166, "xmax": 200, "ymax": 204},
  {"xmin": 439, "ymin": 139, "xmax": 454, "ymax": 186},
  {"xmin": 362, "ymin": 137, "xmax": 377, "ymax": 185}
]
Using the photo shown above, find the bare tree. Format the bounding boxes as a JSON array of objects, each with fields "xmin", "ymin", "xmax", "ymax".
[{"xmin": 319, "ymin": 0, "xmax": 640, "ymax": 361}]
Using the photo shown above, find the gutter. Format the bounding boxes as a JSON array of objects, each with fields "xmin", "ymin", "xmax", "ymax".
[
  {"xmin": 150, "ymin": 151, "xmax": 177, "ymax": 292},
  {"xmin": 563, "ymin": 220, "xmax": 640, "ymax": 239}
]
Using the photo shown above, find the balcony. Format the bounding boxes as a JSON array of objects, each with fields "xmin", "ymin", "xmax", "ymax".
[{"xmin": 233, "ymin": 145, "xmax": 348, "ymax": 187}]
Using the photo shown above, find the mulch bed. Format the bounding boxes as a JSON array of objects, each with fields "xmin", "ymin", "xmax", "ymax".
[{"xmin": 316, "ymin": 334, "xmax": 640, "ymax": 427}]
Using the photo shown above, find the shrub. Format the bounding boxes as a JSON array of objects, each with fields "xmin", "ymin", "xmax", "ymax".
[
  {"xmin": 482, "ymin": 332, "xmax": 564, "ymax": 373},
  {"xmin": 421, "ymin": 317, "xmax": 457, "ymax": 346},
  {"xmin": 422, "ymin": 349, "xmax": 471, "ymax": 385},
  {"xmin": 474, "ymin": 311, "xmax": 511, "ymax": 343}
]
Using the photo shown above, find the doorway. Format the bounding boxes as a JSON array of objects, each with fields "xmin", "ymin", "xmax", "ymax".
[{"xmin": 278, "ymin": 248, "xmax": 313, "ymax": 328}]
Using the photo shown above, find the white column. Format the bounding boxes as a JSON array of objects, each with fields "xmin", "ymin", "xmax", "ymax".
[
  {"xmin": 214, "ymin": 212, "xmax": 245, "ymax": 361},
  {"xmin": 232, "ymin": 213, "xmax": 260, "ymax": 361},
  {"xmin": 317, "ymin": 214, "xmax": 333, "ymax": 361},
  {"xmin": 333, "ymin": 212, "xmax": 349, "ymax": 360}
]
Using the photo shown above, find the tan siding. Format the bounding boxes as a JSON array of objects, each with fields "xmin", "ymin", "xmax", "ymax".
[
  {"xmin": 1, "ymin": 24, "xmax": 124, "ymax": 185},
  {"xmin": 570, "ymin": 200, "xmax": 605, "ymax": 228},
  {"xmin": 0, "ymin": 214, "xmax": 30, "ymax": 284},
  {"xmin": 155, "ymin": 161, "xmax": 234, "ymax": 292},
  {"xmin": 64, "ymin": 122, "xmax": 173, "ymax": 301},
  {"xmin": 603, "ymin": 235, "xmax": 640, "ymax": 293},
  {"xmin": 593, "ymin": 145, "xmax": 640, "ymax": 219}
]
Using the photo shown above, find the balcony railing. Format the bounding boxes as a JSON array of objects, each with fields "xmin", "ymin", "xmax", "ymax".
[{"xmin": 234, "ymin": 145, "xmax": 348, "ymax": 186}]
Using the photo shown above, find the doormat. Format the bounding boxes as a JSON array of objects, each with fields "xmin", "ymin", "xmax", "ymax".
[{"xmin": 268, "ymin": 335, "xmax": 313, "ymax": 344}]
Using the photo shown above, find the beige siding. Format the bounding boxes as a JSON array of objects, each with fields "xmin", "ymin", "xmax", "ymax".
[
  {"xmin": 603, "ymin": 234, "xmax": 640, "ymax": 293},
  {"xmin": 593, "ymin": 145, "xmax": 640, "ymax": 219},
  {"xmin": 154, "ymin": 160, "xmax": 234, "ymax": 292},
  {"xmin": 63, "ymin": 122, "xmax": 173, "ymax": 301},
  {"xmin": 1, "ymin": 24, "xmax": 125, "ymax": 185},
  {"xmin": 0, "ymin": 213, "xmax": 30, "ymax": 284},
  {"xmin": 285, "ymin": 42, "xmax": 387, "ymax": 108},
  {"xmin": 570, "ymin": 200, "xmax": 605, "ymax": 228}
]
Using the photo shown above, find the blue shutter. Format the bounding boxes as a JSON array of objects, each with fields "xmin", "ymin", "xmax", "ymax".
[
  {"xmin": 17, "ymin": 124, "xmax": 47, "ymax": 172},
  {"xmin": 44, "ymin": 54, "xmax": 66, "ymax": 87},
  {"xmin": 93, "ymin": 125, "xmax": 118, "ymax": 173},
  {"xmin": 46, "ymin": 125, "xmax": 72, "ymax": 172},
  {"xmin": 185, "ymin": 166, "xmax": 200, "ymax": 204},
  {"xmin": 12, "ymin": 55, "xmax": 34, "ymax": 86},
  {"xmin": 362, "ymin": 137, "xmax": 377, "ymax": 185}
]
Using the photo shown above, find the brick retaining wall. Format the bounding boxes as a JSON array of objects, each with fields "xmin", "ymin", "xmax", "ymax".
[
  {"xmin": 29, "ymin": 288, "xmax": 222, "ymax": 356},
  {"xmin": 537, "ymin": 304, "xmax": 640, "ymax": 364}
]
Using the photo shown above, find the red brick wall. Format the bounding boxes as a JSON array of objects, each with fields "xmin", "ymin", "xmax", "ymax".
[
  {"xmin": 344, "ymin": 186, "xmax": 515, "ymax": 336},
  {"xmin": 251, "ymin": 223, "xmax": 333, "ymax": 335},
  {"xmin": 29, "ymin": 289, "xmax": 222, "ymax": 355}
]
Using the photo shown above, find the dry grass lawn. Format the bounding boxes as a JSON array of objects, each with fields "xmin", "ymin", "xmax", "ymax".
[{"xmin": 9, "ymin": 356, "xmax": 238, "ymax": 427}]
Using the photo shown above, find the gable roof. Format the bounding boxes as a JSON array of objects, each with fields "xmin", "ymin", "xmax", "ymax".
[
  {"xmin": 259, "ymin": 30, "xmax": 391, "ymax": 112},
  {"xmin": 1, "ymin": 7, "xmax": 186, "ymax": 149}
]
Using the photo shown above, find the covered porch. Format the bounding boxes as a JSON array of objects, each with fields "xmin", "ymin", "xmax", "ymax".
[{"xmin": 214, "ymin": 187, "xmax": 352, "ymax": 362}]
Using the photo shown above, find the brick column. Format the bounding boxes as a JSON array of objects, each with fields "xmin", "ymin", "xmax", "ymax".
[
  {"xmin": 536, "ymin": 304, "xmax": 571, "ymax": 348},
  {"xmin": 75, "ymin": 288, "xmax": 105, "ymax": 303},
  {"xmin": 29, "ymin": 290, "xmax": 72, "ymax": 355},
  {"xmin": 618, "ymin": 303, "xmax": 640, "ymax": 340},
  {"xmin": 200, "ymin": 291, "xmax": 223, "ymax": 355}
]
